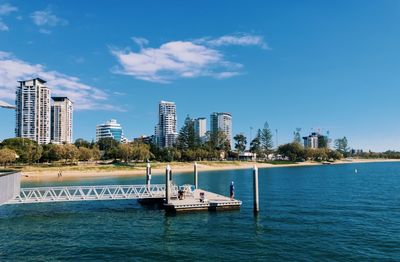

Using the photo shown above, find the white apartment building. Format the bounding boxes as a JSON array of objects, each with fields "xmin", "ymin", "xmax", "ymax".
[
  {"xmin": 15, "ymin": 78, "xmax": 51, "ymax": 144},
  {"xmin": 194, "ymin": 117, "xmax": 207, "ymax": 141},
  {"xmin": 303, "ymin": 132, "xmax": 319, "ymax": 149},
  {"xmin": 210, "ymin": 112, "xmax": 232, "ymax": 146},
  {"xmin": 51, "ymin": 97, "xmax": 73, "ymax": 144},
  {"xmin": 155, "ymin": 101, "xmax": 178, "ymax": 148}
]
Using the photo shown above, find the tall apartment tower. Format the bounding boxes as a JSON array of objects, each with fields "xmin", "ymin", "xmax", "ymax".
[
  {"xmin": 155, "ymin": 101, "xmax": 178, "ymax": 148},
  {"xmin": 210, "ymin": 112, "xmax": 232, "ymax": 145},
  {"xmin": 51, "ymin": 97, "xmax": 73, "ymax": 144},
  {"xmin": 194, "ymin": 117, "xmax": 207, "ymax": 141},
  {"xmin": 15, "ymin": 78, "xmax": 51, "ymax": 144}
]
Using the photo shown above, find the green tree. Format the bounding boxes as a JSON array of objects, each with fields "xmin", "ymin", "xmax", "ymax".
[
  {"xmin": 277, "ymin": 142, "xmax": 305, "ymax": 161},
  {"xmin": 260, "ymin": 127, "xmax": 274, "ymax": 154},
  {"xmin": 131, "ymin": 142, "xmax": 153, "ymax": 161},
  {"xmin": 91, "ymin": 146, "xmax": 101, "ymax": 160},
  {"xmin": 177, "ymin": 116, "xmax": 199, "ymax": 151},
  {"xmin": 1, "ymin": 138, "xmax": 42, "ymax": 164},
  {"xmin": 97, "ymin": 137, "xmax": 120, "ymax": 159},
  {"xmin": 250, "ymin": 129, "xmax": 262, "ymax": 157},
  {"xmin": 206, "ymin": 131, "xmax": 231, "ymax": 152},
  {"xmin": 0, "ymin": 148, "xmax": 17, "ymax": 167},
  {"xmin": 318, "ymin": 135, "xmax": 329, "ymax": 148},
  {"xmin": 156, "ymin": 147, "xmax": 182, "ymax": 162},
  {"xmin": 118, "ymin": 143, "xmax": 133, "ymax": 163},
  {"xmin": 234, "ymin": 133, "xmax": 247, "ymax": 154},
  {"xmin": 41, "ymin": 144, "xmax": 60, "ymax": 162},
  {"xmin": 61, "ymin": 144, "xmax": 80, "ymax": 163},
  {"xmin": 79, "ymin": 147, "xmax": 93, "ymax": 161},
  {"xmin": 328, "ymin": 150, "xmax": 343, "ymax": 160},
  {"xmin": 334, "ymin": 137, "xmax": 349, "ymax": 156},
  {"xmin": 74, "ymin": 138, "xmax": 91, "ymax": 148},
  {"xmin": 48, "ymin": 144, "xmax": 64, "ymax": 162}
]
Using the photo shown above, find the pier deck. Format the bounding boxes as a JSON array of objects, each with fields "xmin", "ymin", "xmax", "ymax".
[{"xmin": 164, "ymin": 189, "xmax": 242, "ymax": 212}]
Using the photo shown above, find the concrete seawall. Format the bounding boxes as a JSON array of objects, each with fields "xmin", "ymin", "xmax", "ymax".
[{"xmin": 0, "ymin": 171, "xmax": 21, "ymax": 205}]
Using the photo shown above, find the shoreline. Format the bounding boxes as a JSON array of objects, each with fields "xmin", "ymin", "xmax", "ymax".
[{"xmin": 17, "ymin": 158, "xmax": 400, "ymax": 183}]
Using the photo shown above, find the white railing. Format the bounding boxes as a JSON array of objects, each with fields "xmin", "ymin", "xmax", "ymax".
[{"xmin": 6, "ymin": 184, "xmax": 179, "ymax": 204}]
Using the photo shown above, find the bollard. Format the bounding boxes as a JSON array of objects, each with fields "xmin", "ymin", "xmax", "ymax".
[
  {"xmin": 194, "ymin": 162, "xmax": 198, "ymax": 189},
  {"xmin": 253, "ymin": 165, "xmax": 259, "ymax": 214},
  {"xmin": 165, "ymin": 165, "xmax": 171, "ymax": 205},
  {"xmin": 146, "ymin": 162, "xmax": 151, "ymax": 188}
]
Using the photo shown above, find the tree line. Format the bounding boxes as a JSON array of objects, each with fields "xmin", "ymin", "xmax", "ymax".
[{"xmin": 0, "ymin": 118, "xmax": 381, "ymax": 167}]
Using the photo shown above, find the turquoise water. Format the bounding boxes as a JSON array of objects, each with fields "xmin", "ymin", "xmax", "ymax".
[{"xmin": 1, "ymin": 162, "xmax": 400, "ymax": 261}]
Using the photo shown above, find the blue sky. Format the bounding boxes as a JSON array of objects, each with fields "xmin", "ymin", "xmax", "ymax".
[{"xmin": 1, "ymin": 0, "xmax": 400, "ymax": 151}]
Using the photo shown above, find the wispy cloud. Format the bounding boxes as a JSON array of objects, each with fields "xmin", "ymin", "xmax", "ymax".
[
  {"xmin": 0, "ymin": 51, "xmax": 122, "ymax": 111},
  {"xmin": 200, "ymin": 33, "xmax": 269, "ymax": 49},
  {"xmin": 38, "ymin": 28, "xmax": 51, "ymax": 34},
  {"xmin": 111, "ymin": 34, "xmax": 267, "ymax": 83},
  {"xmin": 0, "ymin": 3, "xmax": 18, "ymax": 32},
  {"xmin": 30, "ymin": 8, "xmax": 68, "ymax": 34},
  {"xmin": 0, "ymin": 3, "xmax": 17, "ymax": 15},
  {"xmin": 0, "ymin": 20, "xmax": 8, "ymax": 31},
  {"xmin": 131, "ymin": 37, "xmax": 149, "ymax": 48}
]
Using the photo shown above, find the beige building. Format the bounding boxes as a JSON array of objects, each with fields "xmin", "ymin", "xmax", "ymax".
[{"xmin": 51, "ymin": 97, "xmax": 73, "ymax": 144}]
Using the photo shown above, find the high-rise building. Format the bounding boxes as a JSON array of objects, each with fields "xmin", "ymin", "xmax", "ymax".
[
  {"xmin": 96, "ymin": 119, "xmax": 126, "ymax": 142},
  {"xmin": 194, "ymin": 117, "xmax": 207, "ymax": 141},
  {"xmin": 303, "ymin": 132, "xmax": 329, "ymax": 149},
  {"xmin": 15, "ymin": 78, "xmax": 51, "ymax": 144},
  {"xmin": 51, "ymin": 97, "xmax": 73, "ymax": 144},
  {"xmin": 155, "ymin": 101, "xmax": 178, "ymax": 148},
  {"xmin": 210, "ymin": 112, "xmax": 232, "ymax": 145}
]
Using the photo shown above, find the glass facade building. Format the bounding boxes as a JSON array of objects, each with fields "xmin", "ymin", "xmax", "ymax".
[{"xmin": 96, "ymin": 119, "xmax": 125, "ymax": 142}]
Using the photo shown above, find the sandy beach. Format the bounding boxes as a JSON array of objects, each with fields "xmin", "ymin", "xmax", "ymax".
[{"xmin": 17, "ymin": 158, "xmax": 400, "ymax": 182}]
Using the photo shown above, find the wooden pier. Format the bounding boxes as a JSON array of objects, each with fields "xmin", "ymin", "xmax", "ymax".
[{"xmin": 163, "ymin": 187, "xmax": 242, "ymax": 212}]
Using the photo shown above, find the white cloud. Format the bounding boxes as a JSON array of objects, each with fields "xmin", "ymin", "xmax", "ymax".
[
  {"xmin": 199, "ymin": 33, "xmax": 269, "ymax": 49},
  {"xmin": 111, "ymin": 40, "xmax": 243, "ymax": 83},
  {"xmin": 0, "ymin": 3, "xmax": 18, "ymax": 15},
  {"xmin": 131, "ymin": 37, "xmax": 149, "ymax": 48},
  {"xmin": 0, "ymin": 51, "xmax": 122, "ymax": 111},
  {"xmin": 31, "ymin": 9, "xmax": 68, "ymax": 28},
  {"xmin": 0, "ymin": 3, "xmax": 18, "ymax": 32},
  {"xmin": 0, "ymin": 20, "xmax": 8, "ymax": 31},
  {"xmin": 72, "ymin": 56, "xmax": 85, "ymax": 64},
  {"xmin": 38, "ymin": 28, "xmax": 51, "ymax": 34}
]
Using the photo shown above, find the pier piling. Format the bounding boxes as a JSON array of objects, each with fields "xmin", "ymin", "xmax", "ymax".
[
  {"xmin": 194, "ymin": 162, "xmax": 198, "ymax": 189},
  {"xmin": 146, "ymin": 162, "xmax": 151, "ymax": 188},
  {"xmin": 253, "ymin": 165, "xmax": 259, "ymax": 214},
  {"xmin": 165, "ymin": 165, "xmax": 172, "ymax": 205}
]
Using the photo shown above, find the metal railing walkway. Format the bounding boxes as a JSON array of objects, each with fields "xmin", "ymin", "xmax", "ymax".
[{"xmin": 6, "ymin": 184, "xmax": 179, "ymax": 204}]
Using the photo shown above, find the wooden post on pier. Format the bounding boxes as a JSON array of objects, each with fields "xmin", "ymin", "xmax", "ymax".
[
  {"xmin": 253, "ymin": 165, "xmax": 259, "ymax": 214},
  {"xmin": 146, "ymin": 161, "xmax": 151, "ymax": 188},
  {"xmin": 194, "ymin": 162, "xmax": 198, "ymax": 189},
  {"xmin": 165, "ymin": 165, "xmax": 171, "ymax": 204}
]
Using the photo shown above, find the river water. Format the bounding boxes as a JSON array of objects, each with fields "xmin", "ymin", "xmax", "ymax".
[{"xmin": 1, "ymin": 162, "xmax": 400, "ymax": 261}]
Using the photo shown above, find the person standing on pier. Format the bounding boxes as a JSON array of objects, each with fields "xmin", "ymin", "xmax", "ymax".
[{"xmin": 230, "ymin": 181, "xmax": 235, "ymax": 200}]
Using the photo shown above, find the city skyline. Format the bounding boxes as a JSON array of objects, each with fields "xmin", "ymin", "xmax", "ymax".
[{"xmin": 1, "ymin": 1, "xmax": 400, "ymax": 151}]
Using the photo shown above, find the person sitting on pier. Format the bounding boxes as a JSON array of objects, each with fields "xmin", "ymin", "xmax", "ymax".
[
  {"xmin": 178, "ymin": 189, "xmax": 184, "ymax": 200},
  {"xmin": 230, "ymin": 181, "xmax": 235, "ymax": 200}
]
